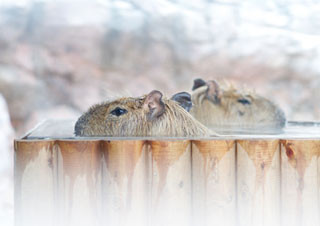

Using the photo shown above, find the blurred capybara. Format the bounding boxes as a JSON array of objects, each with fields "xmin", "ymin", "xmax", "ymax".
[
  {"xmin": 75, "ymin": 90, "xmax": 212, "ymax": 137},
  {"xmin": 190, "ymin": 78, "xmax": 286, "ymax": 130}
]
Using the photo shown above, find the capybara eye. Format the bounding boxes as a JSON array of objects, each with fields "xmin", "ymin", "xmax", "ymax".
[
  {"xmin": 110, "ymin": 107, "xmax": 128, "ymax": 116},
  {"xmin": 237, "ymin": 98, "xmax": 251, "ymax": 105}
]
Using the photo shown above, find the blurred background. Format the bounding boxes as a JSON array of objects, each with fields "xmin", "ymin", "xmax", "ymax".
[{"xmin": 1, "ymin": 0, "xmax": 320, "ymax": 225}]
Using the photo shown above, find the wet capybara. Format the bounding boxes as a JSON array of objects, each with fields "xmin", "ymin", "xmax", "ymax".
[
  {"xmin": 75, "ymin": 90, "xmax": 213, "ymax": 137},
  {"xmin": 190, "ymin": 78, "xmax": 286, "ymax": 130}
]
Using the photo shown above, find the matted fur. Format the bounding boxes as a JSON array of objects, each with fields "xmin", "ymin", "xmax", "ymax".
[
  {"xmin": 75, "ymin": 95, "xmax": 212, "ymax": 137},
  {"xmin": 190, "ymin": 80, "xmax": 286, "ymax": 130}
]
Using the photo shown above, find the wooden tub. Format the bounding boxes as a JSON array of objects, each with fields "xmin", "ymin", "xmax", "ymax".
[{"xmin": 14, "ymin": 120, "xmax": 320, "ymax": 226}]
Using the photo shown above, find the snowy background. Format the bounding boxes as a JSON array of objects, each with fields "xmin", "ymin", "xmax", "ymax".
[{"xmin": 1, "ymin": 0, "xmax": 320, "ymax": 225}]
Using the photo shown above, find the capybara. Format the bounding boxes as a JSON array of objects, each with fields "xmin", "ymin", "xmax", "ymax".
[
  {"xmin": 190, "ymin": 78, "xmax": 286, "ymax": 130},
  {"xmin": 75, "ymin": 90, "xmax": 213, "ymax": 137}
]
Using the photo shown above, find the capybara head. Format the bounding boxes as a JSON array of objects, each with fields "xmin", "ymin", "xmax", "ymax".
[
  {"xmin": 190, "ymin": 78, "xmax": 286, "ymax": 130},
  {"xmin": 75, "ymin": 90, "xmax": 212, "ymax": 137}
]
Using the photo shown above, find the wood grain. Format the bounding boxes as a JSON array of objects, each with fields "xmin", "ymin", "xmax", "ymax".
[
  {"xmin": 281, "ymin": 140, "xmax": 320, "ymax": 226},
  {"xmin": 55, "ymin": 140, "xmax": 102, "ymax": 226},
  {"xmin": 14, "ymin": 138, "xmax": 320, "ymax": 226},
  {"xmin": 150, "ymin": 140, "xmax": 192, "ymax": 226},
  {"xmin": 237, "ymin": 140, "xmax": 280, "ymax": 226},
  {"xmin": 192, "ymin": 140, "xmax": 236, "ymax": 226},
  {"xmin": 14, "ymin": 140, "xmax": 56, "ymax": 226},
  {"xmin": 101, "ymin": 140, "xmax": 148, "ymax": 226}
]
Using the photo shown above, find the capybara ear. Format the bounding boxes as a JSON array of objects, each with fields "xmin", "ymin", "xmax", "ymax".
[
  {"xmin": 192, "ymin": 78, "xmax": 207, "ymax": 91},
  {"xmin": 171, "ymin": 92, "xmax": 192, "ymax": 112},
  {"xmin": 206, "ymin": 80, "xmax": 221, "ymax": 104},
  {"xmin": 144, "ymin": 90, "xmax": 165, "ymax": 121}
]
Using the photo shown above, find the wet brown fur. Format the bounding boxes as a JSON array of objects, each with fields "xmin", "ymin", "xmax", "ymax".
[
  {"xmin": 190, "ymin": 80, "xmax": 286, "ymax": 130},
  {"xmin": 75, "ymin": 94, "xmax": 212, "ymax": 137}
]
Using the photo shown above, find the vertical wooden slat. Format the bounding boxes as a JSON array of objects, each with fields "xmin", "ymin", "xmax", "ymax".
[
  {"xmin": 55, "ymin": 140, "xmax": 102, "ymax": 226},
  {"xmin": 101, "ymin": 140, "xmax": 148, "ymax": 226},
  {"xmin": 281, "ymin": 140, "xmax": 320, "ymax": 226},
  {"xmin": 237, "ymin": 140, "xmax": 280, "ymax": 226},
  {"xmin": 318, "ymin": 149, "xmax": 320, "ymax": 226},
  {"xmin": 192, "ymin": 140, "xmax": 236, "ymax": 226},
  {"xmin": 150, "ymin": 140, "xmax": 191, "ymax": 226},
  {"xmin": 14, "ymin": 141, "xmax": 56, "ymax": 226}
]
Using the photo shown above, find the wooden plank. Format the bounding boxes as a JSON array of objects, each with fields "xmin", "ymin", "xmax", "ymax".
[
  {"xmin": 101, "ymin": 140, "xmax": 148, "ymax": 226},
  {"xmin": 318, "ymin": 148, "xmax": 320, "ymax": 226},
  {"xmin": 149, "ymin": 140, "xmax": 192, "ymax": 226},
  {"xmin": 281, "ymin": 140, "xmax": 320, "ymax": 226},
  {"xmin": 55, "ymin": 140, "xmax": 102, "ymax": 226},
  {"xmin": 192, "ymin": 140, "xmax": 236, "ymax": 226},
  {"xmin": 237, "ymin": 140, "xmax": 280, "ymax": 226},
  {"xmin": 14, "ymin": 140, "xmax": 56, "ymax": 226}
]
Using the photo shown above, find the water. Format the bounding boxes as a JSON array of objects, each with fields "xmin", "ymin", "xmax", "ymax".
[{"xmin": 20, "ymin": 120, "xmax": 320, "ymax": 140}]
